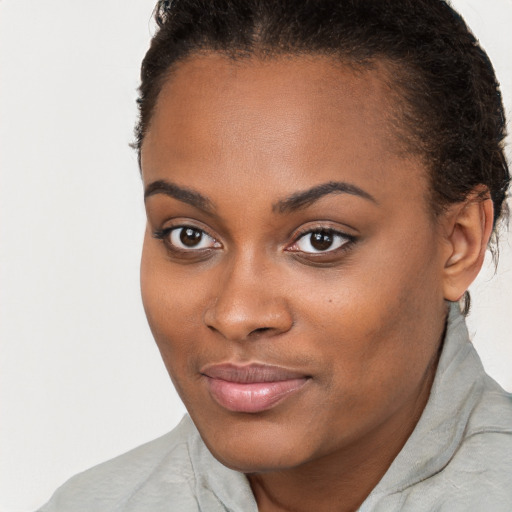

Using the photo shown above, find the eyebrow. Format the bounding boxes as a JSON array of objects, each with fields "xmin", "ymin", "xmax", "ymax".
[
  {"xmin": 273, "ymin": 181, "xmax": 377, "ymax": 213},
  {"xmin": 144, "ymin": 180, "xmax": 214, "ymax": 213}
]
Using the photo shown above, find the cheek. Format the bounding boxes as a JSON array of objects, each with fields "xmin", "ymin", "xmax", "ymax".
[
  {"xmin": 140, "ymin": 241, "xmax": 213, "ymax": 412},
  {"xmin": 293, "ymin": 233, "xmax": 443, "ymax": 402},
  {"xmin": 140, "ymin": 237, "xmax": 203, "ymax": 362}
]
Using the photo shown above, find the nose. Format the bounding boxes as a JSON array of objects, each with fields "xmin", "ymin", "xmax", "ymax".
[{"xmin": 203, "ymin": 255, "xmax": 293, "ymax": 342}]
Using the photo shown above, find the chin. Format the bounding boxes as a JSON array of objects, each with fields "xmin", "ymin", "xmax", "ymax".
[
  {"xmin": 194, "ymin": 412, "xmax": 318, "ymax": 473},
  {"xmin": 208, "ymin": 441, "xmax": 308, "ymax": 474}
]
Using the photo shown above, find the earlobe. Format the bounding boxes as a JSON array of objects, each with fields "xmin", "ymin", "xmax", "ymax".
[{"xmin": 442, "ymin": 187, "xmax": 494, "ymax": 302}]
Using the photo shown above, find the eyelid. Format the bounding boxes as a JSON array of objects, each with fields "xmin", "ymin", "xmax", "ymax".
[
  {"xmin": 172, "ymin": 227, "xmax": 219, "ymax": 250},
  {"xmin": 285, "ymin": 223, "xmax": 357, "ymax": 256},
  {"xmin": 288, "ymin": 222, "xmax": 356, "ymax": 243},
  {"xmin": 152, "ymin": 220, "xmax": 222, "ymax": 254}
]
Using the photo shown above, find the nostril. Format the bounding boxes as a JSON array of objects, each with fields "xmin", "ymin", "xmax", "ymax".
[{"xmin": 249, "ymin": 327, "xmax": 273, "ymax": 336}]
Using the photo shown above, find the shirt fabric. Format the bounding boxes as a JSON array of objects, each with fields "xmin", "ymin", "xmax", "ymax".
[{"xmin": 39, "ymin": 304, "xmax": 512, "ymax": 511}]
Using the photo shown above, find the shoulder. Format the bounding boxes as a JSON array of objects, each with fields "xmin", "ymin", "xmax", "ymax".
[{"xmin": 37, "ymin": 416, "xmax": 200, "ymax": 512}]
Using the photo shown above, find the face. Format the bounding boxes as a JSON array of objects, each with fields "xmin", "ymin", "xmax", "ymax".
[{"xmin": 140, "ymin": 55, "xmax": 448, "ymax": 473}]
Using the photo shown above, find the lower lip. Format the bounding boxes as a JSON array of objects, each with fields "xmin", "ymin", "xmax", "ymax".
[{"xmin": 205, "ymin": 377, "xmax": 309, "ymax": 413}]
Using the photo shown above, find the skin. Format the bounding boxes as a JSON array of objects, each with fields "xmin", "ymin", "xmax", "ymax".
[{"xmin": 140, "ymin": 54, "xmax": 491, "ymax": 512}]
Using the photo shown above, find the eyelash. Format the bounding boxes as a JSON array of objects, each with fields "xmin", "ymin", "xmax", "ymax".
[
  {"xmin": 287, "ymin": 226, "xmax": 356, "ymax": 258},
  {"xmin": 152, "ymin": 224, "xmax": 356, "ymax": 260},
  {"xmin": 152, "ymin": 225, "xmax": 221, "ymax": 255}
]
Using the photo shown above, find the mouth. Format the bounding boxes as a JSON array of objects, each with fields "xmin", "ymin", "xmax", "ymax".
[{"xmin": 201, "ymin": 363, "xmax": 310, "ymax": 413}]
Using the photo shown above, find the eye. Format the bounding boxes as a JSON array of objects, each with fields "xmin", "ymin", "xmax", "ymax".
[
  {"xmin": 153, "ymin": 226, "xmax": 220, "ymax": 252},
  {"xmin": 170, "ymin": 227, "xmax": 216, "ymax": 250},
  {"xmin": 290, "ymin": 229, "xmax": 352, "ymax": 254}
]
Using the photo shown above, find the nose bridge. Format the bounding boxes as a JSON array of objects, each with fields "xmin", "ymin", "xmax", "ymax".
[{"xmin": 203, "ymin": 248, "xmax": 292, "ymax": 341}]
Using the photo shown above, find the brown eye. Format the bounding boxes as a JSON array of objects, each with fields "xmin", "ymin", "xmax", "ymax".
[
  {"xmin": 310, "ymin": 231, "xmax": 334, "ymax": 251},
  {"xmin": 292, "ymin": 228, "xmax": 351, "ymax": 254},
  {"xmin": 166, "ymin": 226, "xmax": 220, "ymax": 251},
  {"xmin": 179, "ymin": 227, "xmax": 203, "ymax": 247}
]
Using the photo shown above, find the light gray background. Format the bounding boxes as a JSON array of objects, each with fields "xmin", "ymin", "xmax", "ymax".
[{"xmin": 0, "ymin": 1, "xmax": 511, "ymax": 510}]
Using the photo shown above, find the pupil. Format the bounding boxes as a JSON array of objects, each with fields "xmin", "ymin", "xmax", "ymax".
[
  {"xmin": 310, "ymin": 230, "xmax": 333, "ymax": 251},
  {"xmin": 180, "ymin": 228, "xmax": 202, "ymax": 247}
]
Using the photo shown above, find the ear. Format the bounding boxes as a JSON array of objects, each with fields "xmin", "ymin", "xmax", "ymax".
[{"xmin": 442, "ymin": 186, "xmax": 494, "ymax": 302}]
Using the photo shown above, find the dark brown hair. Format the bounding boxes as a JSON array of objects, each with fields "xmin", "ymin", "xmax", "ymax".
[{"xmin": 135, "ymin": 0, "xmax": 509, "ymax": 246}]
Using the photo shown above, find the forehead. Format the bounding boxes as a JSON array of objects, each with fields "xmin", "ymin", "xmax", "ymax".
[{"xmin": 141, "ymin": 54, "xmax": 427, "ymax": 208}]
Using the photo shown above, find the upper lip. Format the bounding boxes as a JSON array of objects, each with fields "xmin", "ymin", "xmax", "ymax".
[{"xmin": 201, "ymin": 363, "xmax": 308, "ymax": 383}]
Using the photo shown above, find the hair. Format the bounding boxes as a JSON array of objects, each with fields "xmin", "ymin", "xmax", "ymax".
[{"xmin": 134, "ymin": 0, "xmax": 510, "ymax": 312}]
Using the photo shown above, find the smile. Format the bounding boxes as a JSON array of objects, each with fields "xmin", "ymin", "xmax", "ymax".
[{"xmin": 201, "ymin": 363, "xmax": 310, "ymax": 413}]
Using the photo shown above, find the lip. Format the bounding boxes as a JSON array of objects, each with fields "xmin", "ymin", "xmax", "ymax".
[{"xmin": 201, "ymin": 363, "xmax": 310, "ymax": 413}]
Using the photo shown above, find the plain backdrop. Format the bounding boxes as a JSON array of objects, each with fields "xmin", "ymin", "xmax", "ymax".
[{"xmin": 0, "ymin": 1, "xmax": 511, "ymax": 510}]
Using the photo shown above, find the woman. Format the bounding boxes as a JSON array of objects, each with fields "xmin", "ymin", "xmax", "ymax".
[{"xmin": 40, "ymin": 0, "xmax": 512, "ymax": 510}]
